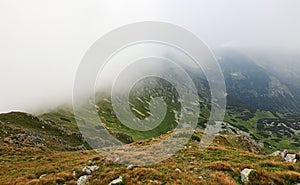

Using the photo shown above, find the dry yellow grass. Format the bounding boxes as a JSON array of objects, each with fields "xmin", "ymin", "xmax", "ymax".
[{"xmin": 1, "ymin": 133, "xmax": 300, "ymax": 184}]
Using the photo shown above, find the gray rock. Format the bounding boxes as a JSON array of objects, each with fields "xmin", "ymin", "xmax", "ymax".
[
  {"xmin": 175, "ymin": 168, "xmax": 182, "ymax": 173},
  {"xmin": 272, "ymin": 150, "xmax": 297, "ymax": 163},
  {"xmin": 82, "ymin": 165, "xmax": 99, "ymax": 175},
  {"xmin": 77, "ymin": 144, "xmax": 87, "ymax": 150},
  {"xmin": 241, "ymin": 168, "xmax": 254, "ymax": 184},
  {"xmin": 272, "ymin": 150, "xmax": 281, "ymax": 157},
  {"xmin": 4, "ymin": 137, "xmax": 13, "ymax": 144},
  {"xmin": 126, "ymin": 164, "xmax": 135, "ymax": 170},
  {"xmin": 285, "ymin": 154, "xmax": 297, "ymax": 163},
  {"xmin": 39, "ymin": 174, "xmax": 47, "ymax": 179},
  {"xmin": 113, "ymin": 157, "xmax": 120, "ymax": 163},
  {"xmin": 109, "ymin": 176, "xmax": 123, "ymax": 185},
  {"xmin": 14, "ymin": 131, "xmax": 44, "ymax": 146},
  {"xmin": 281, "ymin": 149, "xmax": 288, "ymax": 158},
  {"xmin": 77, "ymin": 175, "xmax": 89, "ymax": 185}
]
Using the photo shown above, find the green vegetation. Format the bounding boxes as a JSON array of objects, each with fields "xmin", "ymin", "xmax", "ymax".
[
  {"xmin": 0, "ymin": 112, "xmax": 89, "ymax": 151},
  {"xmin": 1, "ymin": 131, "xmax": 300, "ymax": 185}
]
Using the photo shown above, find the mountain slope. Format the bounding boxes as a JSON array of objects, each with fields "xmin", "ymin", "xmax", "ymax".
[
  {"xmin": 217, "ymin": 48, "xmax": 300, "ymax": 113},
  {"xmin": 0, "ymin": 112, "xmax": 89, "ymax": 151},
  {"xmin": 1, "ymin": 121, "xmax": 300, "ymax": 185}
]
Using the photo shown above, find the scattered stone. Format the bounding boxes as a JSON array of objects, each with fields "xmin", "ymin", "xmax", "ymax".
[
  {"xmin": 113, "ymin": 132, "xmax": 134, "ymax": 143},
  {"xmin": 281, "ymin": 149, "xmax": 288, "ymax": 158},
  {"xmin": 4, "ymin": 137, "xmax": 13, "ymax": 144},
  {"xmin": 175, "ymin": 168, "xmax": 182, "ymax": 173},
  {"xmin": 76, "ymin": 145, "xmax": 87, "ymax": 150},
  {"xmin": 82, "ymin": 165, "xmax": 99, "ymax": 175},
  {"xmin": 285, "ymin": 154, "xmax": 297, "ymax": 163},
  {"xmin": 241, "ymin": 168, "xmax": 254, "ymax": 184},
  {"xmin": 77, "ymin": 175, "xmax": 89, "ymax": 185},
  {"xmin": 272, "ymin": 149, "xmax": 297, "ymax": 163},
  {"xmin": 272, "ymin": 150, "xmax": 281, "ymax": 157},
  {"xmin": 14, "ymin": 131, "xmax": 44, "ymax": 146},
  {"xmin": 109, "ymin": 176, "xmax": 123, "ymax": 185},
  {"xmin": 39, "ymin": 174, "xmax": 47, "ymax": 179},
  {"xmin": 198, "ymin": 176, "xmax": 203, "ymax": 180},
  {"xmin": 113, "ymin": 157, "xmax": 120, "ymax": 163},
  {"xmin": 50, "ymin": 136, "xmax": 68, "ymax": 146},
  {"xmin": 126, "ymin": 164, "xmax": 135, "ymax": 170}
]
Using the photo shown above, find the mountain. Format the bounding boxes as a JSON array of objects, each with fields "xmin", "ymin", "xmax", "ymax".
[
  {"xmin": 215, "ymin": 48, "xmax": 300, "ymax": 151},
  {"xmin": 217, "ymin": 48, "xmax": 300, "ymax": 113}
]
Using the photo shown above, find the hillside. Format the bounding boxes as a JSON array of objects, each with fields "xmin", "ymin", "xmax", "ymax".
[
  {"xmin": 217, "ymin": 48, "xmax": 300, "ymax": 113},
  {"xmin": 1, "ymin": 111, "xmax": 300, "ymax": 184}
]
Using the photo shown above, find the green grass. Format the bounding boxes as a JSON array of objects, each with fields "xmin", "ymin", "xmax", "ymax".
[
  {"xmin": 0, "ymin": 112, "xmax": 88, "ymax": 151},
  {"xmin": 2, "ymin": 132, "xmax": 300, "ymax": 185}
]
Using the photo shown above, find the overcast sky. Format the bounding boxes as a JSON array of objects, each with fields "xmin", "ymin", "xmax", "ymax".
[{"xmin": 1, "ymin": 0, "xmax": 300, "ymax": 113}]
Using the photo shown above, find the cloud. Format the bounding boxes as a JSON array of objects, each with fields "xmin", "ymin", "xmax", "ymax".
[{"xmin": 0, "ymin": 0, "xmax": 299, "ymax": 113}]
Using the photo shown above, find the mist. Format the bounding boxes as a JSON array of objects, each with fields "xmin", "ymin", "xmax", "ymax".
[{"xmin": 1, "ymin": 0, "xmax": 300, "ymax": 113}]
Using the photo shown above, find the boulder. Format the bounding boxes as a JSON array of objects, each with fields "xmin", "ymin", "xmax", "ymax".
[
  {"xmin": 272, "ymin": 149, "xmax": 287, "ymax": 158},
  {"xmin": 281, "ymin": 149, "xmax": 287, "ymax": 158},
  {"xmin": 126, "ymin": 164, "xmax": 135, "ymax": 170},
  {"xmin": 285, "ymin": 154, "xmax": 297, "ymax": 163},
  {"xmin": 175, "ymin": 168, "xmax": 182, "ymax": 173},
  {"xmin": 109, "ymin": 176, "xmax": 123, "ymax": 185},
  {"xmin": 82, "ymin": 165, "xmax": 99, "ymax": 175},
  {"xmin": 241, "ymin": 168, "xmax": 254, "ymax": 184},
  {"xmin": 272, "ymin": 149, "xmax": 297, "ymax": 163},
  {"xmin": 77, "ymin": 175, "xmax": 89, "ymax": 185},
  {"xmin": 39, "ymin": 174, "xmax": 47, "ymax": 179},
  {"xmin": 76, "ymin": 145, "xmax": 87, "ymax": 150},
  {"xmin": 4, "ymin": 137, "xmax": 13, "ymax": 144},
  {"xmin": 272, "ymin": 150, "xmax": 281, "ymax": 157}
]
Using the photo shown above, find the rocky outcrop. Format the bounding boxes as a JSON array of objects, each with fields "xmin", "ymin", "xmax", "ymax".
[
  {"xmin": 4, "ymin": 131, "xmax": 46, "ymax": 147},
  {"xmin": 241, "ymin": 168, "xmax": 254, "ymax": 184},
  {"xmin": 76, "ymin": 165, "xmax": 99, "ymax": 185},
  {"xmin": 272, "ymin": 149, "xmax": 287, "ymax": 158},
  {"xmin": 50, "ymin": 136, "xmax": 69, "ymax": 146},
  {"xmin": 109, "ymin": 176, "xmax": 123, "ymax": 185},
  {"xmin": 272, "ymin": 149, "xmax": 297, "ymax": 163},
  {"xmin": 77, "ymin": 175, "xmax": 89, "ymax": 185},
  {"xmin": 218, "ymin": 122, "xmax": 263, "ymax": 153},
  {"xmin": 76, "ymin": 144, "xmax": 87, "ymax": 150},
  {"xmin": 285, "ymin": 154, "xmax": 297, "ymax": 163},
  {"xmin": 82, "ymin": 165, "xmax": 99, "ymax": 175}
]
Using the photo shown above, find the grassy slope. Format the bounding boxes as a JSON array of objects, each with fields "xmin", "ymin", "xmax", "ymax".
[
  {"xmin": 0, "ymin": 112, "xmax": 88, "ymax": 151},
  {"xmin": 1, "ymin": 132, "xmax": 300, "ymax": 185},
  {"xmin": 1, "ymin": 105, "xmax": 300, "ymax": 184},
  {"xmin": 38, "ymin": 95, "xmax": 300, "ymax": 154},
  {"xmin": 224, "ymin": 108, "xmax": 300, "ymax": 153}
]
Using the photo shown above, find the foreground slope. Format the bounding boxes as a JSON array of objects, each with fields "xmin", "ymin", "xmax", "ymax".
[{"xmin": 1, "ymin": 112, "xmax": 300, "ymax": 184}]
